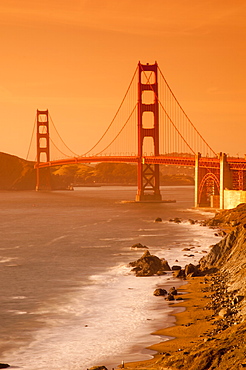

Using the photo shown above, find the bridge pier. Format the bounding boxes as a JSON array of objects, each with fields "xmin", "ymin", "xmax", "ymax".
[
  {"xmin": 135, "ymin": 160, "xmax": 162, "ymax": 202},
  {"xmin": 195, "ymin": 152, "xmax": 234, "ymax": 209}
]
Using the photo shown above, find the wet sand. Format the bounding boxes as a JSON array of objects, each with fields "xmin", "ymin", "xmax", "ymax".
[{"xmin": 122, "ymin": 276, "xmax": 212, "ymax": 369}]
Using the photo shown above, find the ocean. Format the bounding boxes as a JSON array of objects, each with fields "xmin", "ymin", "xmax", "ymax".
[{"xmin": 0, "ymin": 186, "xmax": 219, "ymax": 369}]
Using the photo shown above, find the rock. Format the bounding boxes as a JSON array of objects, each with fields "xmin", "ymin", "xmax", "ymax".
[
  {"xmin": 89, "ymin": 367, "xmax": 108, "ymax": 370},
  {"xmin": 155, "ymin": 217, "xmax": 162, "ymax": 222},
  {"xmin": 234, "ymin": 295, "xmax": 244, "ymax": 304},
  {"xmin": 129, "ymin": 250, "xmax": 163, "ymax": 276},
  {"xmin": 169, "ymin": 287, "xmax": 178, "ymax": 295},
  {"xmin": 130, "ymin": 243, "xmax": 148, "ymax": 250},
  {"xmin": 218, "ymin": 308, "xmax": 231, "ymax": 318},
  {"xmin": 188, "ymin": 219, "xmax": 196, "ymax": 225},
  {"xmin": 165, "ymin": 293, "xmax": 175, "ymax": 301},
  {"xmin": 154, "ymin": 288, "xmax": 167, "ymax": 296},
  {"xmin": 169, "ymin": 217, "xmax": 182, "ymax": 223},
  {"xmin": 160, "ymin": 258, "xmax": 171, "ymax": 271},
  {"xmin": 0, "ymin": 365, "xmax": 10, "ymax": 369},
  {"xmin": 172, "ymin": 269, "xmax": 185, "ymax": 278},
  {"xmin": 184, "ymin": 263, "xmax": 200, "ymax": 277},
  {"xmin": 172, "ymin": 265, "xmax": 182, "ymax": 271}
]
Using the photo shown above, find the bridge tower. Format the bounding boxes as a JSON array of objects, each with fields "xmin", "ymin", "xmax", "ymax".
[
  {"xmin": 36, "ymin": 109, "xmax": 51, "ymax": 191},
  {"xmin": 135, "ymin": 62, "xmax": 162, "ymax": 202}
]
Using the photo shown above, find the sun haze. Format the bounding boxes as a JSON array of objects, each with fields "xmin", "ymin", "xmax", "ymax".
[{"xmin": 0, "ymin": 0, "xmax": 245, "ymax": 159}]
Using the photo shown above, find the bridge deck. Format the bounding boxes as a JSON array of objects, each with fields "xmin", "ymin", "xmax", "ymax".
[{"xmin": 35, "ymin": 155, "xmax": 246, "ymax": 170}]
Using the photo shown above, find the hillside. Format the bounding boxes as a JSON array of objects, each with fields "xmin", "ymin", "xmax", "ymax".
[
  {"xmin": 0, "ymin": 153, "xmax": 194, "ymax": 190},
  {"xmin": 0, "ymin": 152, "xmax": 35, "ymax": 190}
]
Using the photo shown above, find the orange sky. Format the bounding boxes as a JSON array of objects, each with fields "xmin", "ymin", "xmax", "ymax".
[{"xmin": 0, "ymin": 0, "xmax": 245, "ymax": 159}]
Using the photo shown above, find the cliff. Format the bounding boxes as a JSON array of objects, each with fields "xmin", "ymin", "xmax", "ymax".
[
  {"xmin": 162, "ymin": 204, "xmax": 246, "ymax": 369},
  {"xmin": 200, "ymin": 204, "xmax": 246, "ymax": 318}
]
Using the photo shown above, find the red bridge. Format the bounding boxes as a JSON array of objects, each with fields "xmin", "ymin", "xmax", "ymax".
[{"xmin": 31, "ymin": 62, "xmax": 246, "ymax": 209}]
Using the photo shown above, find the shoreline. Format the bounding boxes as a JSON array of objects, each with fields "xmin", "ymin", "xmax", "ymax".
[
  {"xmin": 119, "ymin": 204, "xmax": 246, "ymax": 370},
  {"xmin": 122, "ymin": 275, "xmax": 212, "ymax": 369}
]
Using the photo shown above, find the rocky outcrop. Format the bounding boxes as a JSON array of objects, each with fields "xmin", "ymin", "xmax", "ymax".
[
  {"xmin": 205, "ymin": 202, "xmax": 246, "ymax": 228},
  {"xmin": 199, "ymin": 223, "xmax": 246, "ymax": 318},
  {"xmin": 129, "ymin": 251, "xmax": 170, "ymax": 277}
]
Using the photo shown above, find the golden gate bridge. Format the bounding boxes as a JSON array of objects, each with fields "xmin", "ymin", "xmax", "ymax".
[{"xmin": 27, "ymin": 62, "xmax": 246, "ymax": 209}]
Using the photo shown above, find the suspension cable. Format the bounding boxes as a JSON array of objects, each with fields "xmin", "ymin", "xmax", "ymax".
[
  {"xmin": 48, "ymin": 113, "xmax": 79, "ymax": 157},
  {"xmin": 95, "ymin": 104, "xmax": 138, "ymax": 156},
  {"xmin": 158, "ymin": 66, "xmax": 216, "ymax": 156},
  {"xmin": 49, "ymin": 136, "xmax": 73, "ymax": 159},
  {"xmin": 80, "ymin": 65, "xmax": 138, "ymax": 157},
  {"xmin": 140, "ymin": 65, "xmax": 196, "ymax": 155},
  {"xmin": 26, "ymin": 115, "xmax": 37, "ymax": 161}
]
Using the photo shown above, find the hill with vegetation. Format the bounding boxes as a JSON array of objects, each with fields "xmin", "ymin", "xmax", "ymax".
[
  {"xmin": 0, "ymin": 152, "xmax": 194, "ymax": 190},
  {"xmin": 0, "ymin": 152, "xmax": 35, "ymax": 190}
]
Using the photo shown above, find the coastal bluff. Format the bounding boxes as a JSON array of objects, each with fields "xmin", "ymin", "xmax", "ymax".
[{"xmin": 122, "ymin": 203, "xmax": 246, "ymax": 370}]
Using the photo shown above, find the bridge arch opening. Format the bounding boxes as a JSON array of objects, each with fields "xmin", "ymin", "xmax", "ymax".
[{"xmin": 199, "ymin": 172, "xmax": 220, "ymax": 207}]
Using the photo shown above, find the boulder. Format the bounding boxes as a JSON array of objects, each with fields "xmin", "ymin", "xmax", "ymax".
[
  {"xmin": 169, "ymin": 217, "xmax": 182, "ymax": 223},
  {"xmin": 155, "ymin": 217, "xmax": 162, "ymax": 222},
  {"xmin": 172, "ymin": 265, "xmax": 182, "ymax": 271},
  {"xmin": 0, "ymin": 365, "xmax": 10, "ymax": 369},
  {"xmin": 188, "ymin": 219, "xmax": 196, "ymax": 225},
  {"xmin": 154, "ymin": 288, "xmax": 167, "ymax": 296},
  {"xmin": 172, "ymin": 269, "xmax": 185, "ymax": 278},
  {"xmin": 88, "ymin": 367, "xmax": 108, "ymax": 370},
  {"xmin": 129, "ymin": 250, "xmax": 162, "ymax": 276},
  {"xmin": 165, "ymin": 293, "xmax": 175, "ymax": 301},
  {"xmin": 184, "ymin": 263, "xmax": 200, "ymax": 277},
  {"xmin": 169, "ymin": 287, "xmax": 178, "ymax": 295},
  {"xmin": 130, "ymin": 243, "xmax": 148, "ymax": 250},
  {"xmin": 160, "ymin": 258, "xmax": 171, "ymax": 271}
]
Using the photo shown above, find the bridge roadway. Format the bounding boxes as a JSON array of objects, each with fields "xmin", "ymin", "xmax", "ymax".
[{"xmin": 35, "ymin": 155, "xmax": 246, "ymax": 170}]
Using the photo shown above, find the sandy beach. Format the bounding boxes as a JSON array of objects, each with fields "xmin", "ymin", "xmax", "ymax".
[
  {"xmin": 120, "ymin": 205, "xmax": 246, "ymax": 370},
  {"xmin": 122, "ymin": 275, "xmax": 214, "ymax": 369}
]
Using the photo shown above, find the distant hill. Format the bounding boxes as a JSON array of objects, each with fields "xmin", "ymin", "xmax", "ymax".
[
  {"xmin": 0, "ymin": 152, "xmax": 35, "ymax": 190},
  {"xmin": 0, "ymin": 152, "xmax": 194, "ymax": 190}
]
